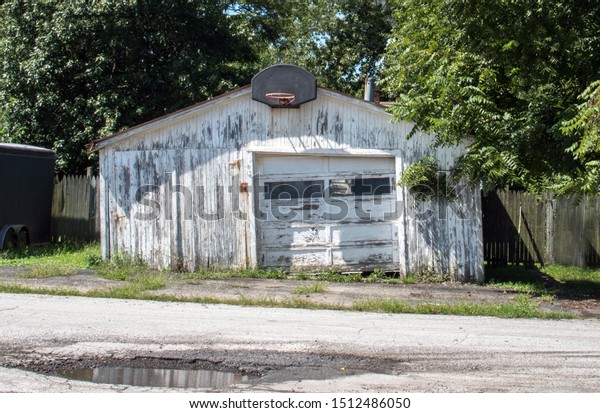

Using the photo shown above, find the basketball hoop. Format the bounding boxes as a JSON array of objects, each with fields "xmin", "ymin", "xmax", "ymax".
[{"xmin": 265, "ymin": 92, "xmax": 296, "ymax": 106}]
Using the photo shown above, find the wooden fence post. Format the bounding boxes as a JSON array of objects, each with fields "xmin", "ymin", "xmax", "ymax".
[{"xmin": 545, "ymin": 196, "xmax": 554, "ymax": 265}]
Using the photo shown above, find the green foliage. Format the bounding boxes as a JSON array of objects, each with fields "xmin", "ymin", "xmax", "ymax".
[
  {"xmin": 543, "ymin": 264, "xmax": 600, "ymax": 297},
  {"xmin": 399, "ymin": 157, "xmax": 438, "ymax": 191},
  {"xmin": 94, "ymin": 254, "xmax": 155, "ymax": 282},
  {"xmin": 249, "ymin": 0, "xmax": 392, "ymax": 96},
  {"xmin": 102, "ymin": 274, "xmax": 167, "ymax": 298},
  {"xmin": 384, "ymin": 0, "xmax": 600, "ymax": 194},
  {"xmin": 0, "ymin": 1, "xmax": 260, "ymax": 174},
  {"xmin": 0, "ymin": 1, "xmax": 393, "ymax": 173},
  {"xmin": 559, "ymin": 80, "xmax": 600, "ymax": 194},
  {"xmin": 301, "ymin": 270, "xmax": 363, "ymax": 283},
  {"xmin": 186, "ymin": 266, "xmax": 289, "ymax": 280},
  {"xmin": 399, "ymin": 156, "xmax": 457, "ymax": 201},
  {"xmin": 0, "ymin": 103, "xmax": 8, "ymax": 141},
  {"xmin": 409, "ymin": 265, "xmax": 453, "ymax": 283},
  {"xmin": 366, "ymin": 267, "xmax": 386, "ymax": 281}
]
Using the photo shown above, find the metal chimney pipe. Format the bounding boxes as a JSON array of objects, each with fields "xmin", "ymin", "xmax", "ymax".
[{"xmin": 364, "ymin": 77, "xmax": 375, "ymax": 102}]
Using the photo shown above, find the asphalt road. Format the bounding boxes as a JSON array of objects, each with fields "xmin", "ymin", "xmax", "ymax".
[{"xmin": 1, "ymin": 293, "xmax": 599, "ymax": 392}]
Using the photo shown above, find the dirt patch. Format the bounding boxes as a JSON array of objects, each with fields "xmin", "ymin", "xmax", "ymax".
[
  {"xmin": 159, "ymin": 277, "xmax": 524, "ymax": 307},
  {"xmin": 557, "ymin": 298, "xmax": 600, "ymax": 318},
  {"xmin": 0, "ymin": 267, "xmax": 125, "ymax": 292}
]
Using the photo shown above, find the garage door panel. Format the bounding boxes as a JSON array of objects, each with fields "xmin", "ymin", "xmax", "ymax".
[
  {"xmin": 349, "ymin": 197, "xmax": 397, "ymax": 220},
  {"xmin": 328, "ymin": 156, "xmax": 394, "ymax": 173},
  {"xmin": 260, "ymin": 226, "xmax": 328, "ymax": 248},
  {"xmin": 257, "ymin": 155, "xmax": 325, "ymax": 175},
  {"xmin": 331, "ymin": 246, "xmax": 397, "ymax": 268},
  {"xmin": 260, "ymin": 199, "xmax": 324, "ymax": 222},
  {"xmin": 261, "ymin": 249, "xmax": 329, "ymax": 268},
  {"xmin": 256, "ymin": 154, "xmax": 399, "ymax": 271},
  {"xmin": 331, "ymin": 224, "xmax": 397, "ymax": 243},
  {"xmin": 260, "ymin": 197, "xmax": 397, "ymax": 223}
]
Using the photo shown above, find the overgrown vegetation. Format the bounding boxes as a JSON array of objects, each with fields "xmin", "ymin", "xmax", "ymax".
[
  {"xmin": 0, "ymin": 242, "xmax": 100, "ymax": 272},
  {"xmin": 0, "ymin": 1, "xmax": 264, "ymax": 173},
  {"xmin": 486, "ymin": 264, "xmax": 600, "ymax": 298},
  {"xmin": 0, "ymin": 283, "xmax": 575, "ymax": 319},
  {"xmin": 0, "ymin": 1, "xmax": 391, "ymax": 173},
  {"xmin": 399, "ymin": 156, "xmax": 457, "ymax": 201},
  {"xmin": 384, "ymin": 0, "xmax": 600, "ymax": 195},
  {"xmin": 1, "ymin": 243, "xmax": 597, "ymax": 319},
  {"xmin": 1, "ymin": 1, "xmax": 598, "ymax": 194},
  {"xmin": 291, "ymin": 282, "xmax": 327, "ymax": 295},
  {"xmin": 22, "ymin": 264, "xmax": 77, "ymax": 279},
  {"xmin": 352, "ymin": 295, "xmax": 574, "ymax": 319}
]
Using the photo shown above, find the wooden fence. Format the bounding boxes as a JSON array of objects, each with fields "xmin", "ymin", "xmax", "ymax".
[
  {"xmin": 49, "ymin": 179, "xmax": 600, "ymax": 268},
  {"xmin": 482, "ymin": 191, "xmax": 600, "ymax": 268},
  {"xmin": 51, "ymin": 175, "xmax": 100, "ymax": 242}
]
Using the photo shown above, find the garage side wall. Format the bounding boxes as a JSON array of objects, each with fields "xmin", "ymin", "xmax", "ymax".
[{"xmin": 98, "ymin": 89, "xmax": 483, "ymax": 281}]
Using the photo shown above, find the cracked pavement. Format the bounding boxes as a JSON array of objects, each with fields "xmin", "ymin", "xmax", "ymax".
[{"xmin": 1, "ymin": 293, "xmax": 600, "ymax": 392}]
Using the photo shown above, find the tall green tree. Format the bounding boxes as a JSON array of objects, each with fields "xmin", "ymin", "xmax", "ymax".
[
  {"xmin": 1, "ymin": 0, "xmax": 392, "ymax": 173},
  {"xmin": 240, "ymin": 0, "xmax": 392, "ymax": 96},
  {"xmin": 383, "ymin": 0, "xmax": 600, "ymax": 194},
  {"xmin": 0, "ymin": 0, "xmax": 259, "ymax": 174}
]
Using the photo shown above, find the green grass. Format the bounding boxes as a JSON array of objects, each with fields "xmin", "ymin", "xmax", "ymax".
[
  {"xmin": 185, "ymin": 267, "xmax": 420, "ymax": 284},
  {"xmin": 351, "ymin": 295, "xmax": 575, "ymax": 319},
  {"xmin": 93, "ymin": 254, "xmax": 156, "ymax": 280},
  {"xmin": 22, "ymin": 263, "xmax": 78, "ymax": 278},
  {"xmin": 88, "ymin": 254, "xmax": 168, "ymax": 297},
  {"xmin": 291, "ymin": 282, "xmax": 327, "ymax": 295},
  {"xmin": 486, "ymin": 264, "xmax": 600, "ymax": 298},
  {"xmin": 485, "ymin": 270, "xmax": 548, "ymax": 298},
  {"xmin": 0, "ymin": 242, "xmax": 595, "ymax": 319},
  {"xmin": 0, "ymin": 244, "xmax": 442, "ymax": 285},
  {"xmin": 544, "ymin": 264, "xmax": 600, "ymax": 283},
  {"xmin": 0, "ymin": 284, "xmax": 82, "ymax": 296},
  {"xmin": 0, "ymin": 283, "xmax": 575, "ymax": 319},
  {"xmin": 93, "ymin": 278, "xmax": 167, "ymax": 299},
  {"xmin": 296, "ymin": 270, "xmax": 363, "ymax": 283},
  {"xmin": 182, "ymin": 267, "xmax": 289, "ymax": 280},
  {"xmin": 0, "ymin": 242, "xmax": 100, "ymax": 272}
]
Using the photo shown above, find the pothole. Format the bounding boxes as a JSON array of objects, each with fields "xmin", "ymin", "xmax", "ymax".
[{"xmin": 55, "ymin": 366, "xmax": 256, "ymax": 389}]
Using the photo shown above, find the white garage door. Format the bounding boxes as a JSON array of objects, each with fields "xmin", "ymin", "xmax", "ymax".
[{"xmin": 255, "ymin": 154, "xmax": 399, "ymax": 271}]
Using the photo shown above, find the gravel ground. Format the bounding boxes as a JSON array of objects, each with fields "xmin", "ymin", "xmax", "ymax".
[{"xmin": 0, "ymin": 293, "xmax": 599, "ymax": 392}]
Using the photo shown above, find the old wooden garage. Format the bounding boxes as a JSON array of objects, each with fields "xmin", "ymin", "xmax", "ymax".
[{"xmin": 91, "ymin": 65, "xmax": 484, "ymax": 281}]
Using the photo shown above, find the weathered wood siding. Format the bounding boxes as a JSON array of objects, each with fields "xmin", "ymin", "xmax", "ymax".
[{"xmin": 97, "ymin": 88, "xmax": 483, "ymax": 281}]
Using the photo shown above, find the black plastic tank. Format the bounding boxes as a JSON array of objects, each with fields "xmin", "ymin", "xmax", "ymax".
[{"xmin": 0, "ymin": 143, "xmax": 56, "ymax": 248}]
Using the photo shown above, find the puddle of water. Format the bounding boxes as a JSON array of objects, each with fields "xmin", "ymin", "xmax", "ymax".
[{"xmin": 56, "ymin": 366, "xmax": 254, "ymax": 389}]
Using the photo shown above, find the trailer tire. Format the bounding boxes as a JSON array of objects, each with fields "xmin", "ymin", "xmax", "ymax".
[
  {"xmin": 0, "ymin": 225, "xmax": 29, "ymax": 250},
  {"xmin": 1, "ymin": 228, "xmax": 17, "ymax": 249},
  {"xmin": 17, "ymin": 228, "xmax": 30, "ymax": 248}
]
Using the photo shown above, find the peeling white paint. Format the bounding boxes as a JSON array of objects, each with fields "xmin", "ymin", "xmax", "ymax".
[{"xmin": 97, "ymin": 88, "xmax": 484, "ymax": 281}]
